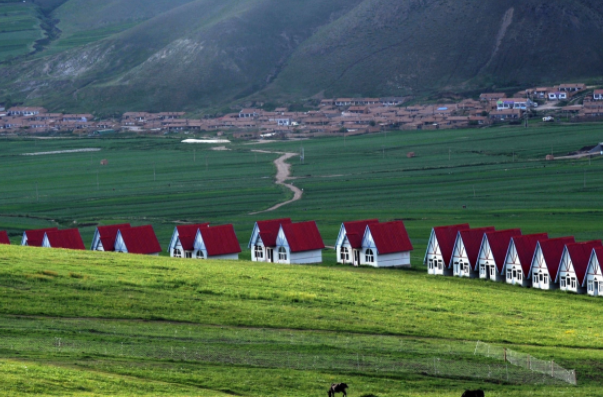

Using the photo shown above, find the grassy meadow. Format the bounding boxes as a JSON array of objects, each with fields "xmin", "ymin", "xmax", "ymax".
[
  {"xmin": 0, "ymin": 2, "xmax": 43, "ymax": 61},
  {"xmin": 1, "ymin": 124, "xmax": 603, "ymax": 395}
]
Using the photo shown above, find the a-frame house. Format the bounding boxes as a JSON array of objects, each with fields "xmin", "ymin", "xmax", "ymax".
[
  {"xmin": 531, "ymin": 236, "xmax": 575, "ymax": 290},
  {"xmin": 336, "ymin": 219, "xmax": 379, "ymax": 266},
  {"xmin": 451, "ymin": 227, "xmax": 495, "ymax": 278},
  {"xmin": 168, "ymin": 224, "xmax": 210, "ymax": 258},
  {"xmin": 0, "ymin": 231, "xmax": 10, "ymax": 245},
  {"xmin": 248, "ymin": 218, "xmax": 292, "ymax": 263},
  {"xmin": 585, "ymin": 246, "xmax": 603, "ymax": 297},
  {"xmin": 477, "ymin": 229, "xmax": 522, "ymax": 282},
  {"xmin": 359, "ymin": 221, "xmax": 413, "ymax": 268},
  {"xmin": 424, "ymin": 224, "xmax": 470, "ymax": 276},
  {"xmin": 504, "ymin": 233, "xmax": 548, "ymax": 287},
  {"xmin": 557, "ymin": 240, "xmax": 602, "ymax": 294},
  {"xmin": 91, "ymin": 223, "xmax": 131, "ymax": 251}
]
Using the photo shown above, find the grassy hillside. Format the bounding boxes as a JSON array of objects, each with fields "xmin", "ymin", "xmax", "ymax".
[
  {"xmin": 1, "ymin": 0, "xmax": 603, "ymax": 112},
  {"xmin": 0, "ymin": 244, "xmax": 602, "ymax": 396},
  {"xmin": 0, "ymin": 2, "xmax": 44, "ymax": 62}
]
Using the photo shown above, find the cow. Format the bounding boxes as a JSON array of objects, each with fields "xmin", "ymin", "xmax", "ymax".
[
  {"xmin": 328, "ymin": 383, "xmax": 348, "ymax": 397},
  {"xmin": 461, "ymin": 390, "xmax": 484, "ymax": 397}
]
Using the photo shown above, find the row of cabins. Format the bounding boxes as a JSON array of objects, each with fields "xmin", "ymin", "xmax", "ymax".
[
  {"xmin": 425, "ymin": 224, "xmax": 603, "ymax": 297},
  {"xmin": 0, "ymin": 219, "xmax": 415, "ymax": 267}
]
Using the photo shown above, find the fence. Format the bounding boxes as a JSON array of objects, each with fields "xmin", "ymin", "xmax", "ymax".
[{"xmin": 474, "ymin": 341, "xmax": 577, "ymax": 385}]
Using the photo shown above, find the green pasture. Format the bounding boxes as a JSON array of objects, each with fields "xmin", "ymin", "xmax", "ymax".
[
  {"xmin": 0, "ymin": 3, "xmax": 43, "ymax": 61},
  {"xmin": 1, "ymin": 124, "xmax": 603, "ymax": 395}
]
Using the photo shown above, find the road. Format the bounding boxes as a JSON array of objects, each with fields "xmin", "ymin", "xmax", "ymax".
[{"xmin": 250, "ymin": 151, "xmax": 303, "ymax": 214}]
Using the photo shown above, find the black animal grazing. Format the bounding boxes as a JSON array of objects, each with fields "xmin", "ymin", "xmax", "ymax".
[
  {"xmin": 328, "ymin": 383, "xmax": 348, "ymax": 397},
  {"xmin": 461, "ymin": 390, "xmax": 484, "ymax": 397}
]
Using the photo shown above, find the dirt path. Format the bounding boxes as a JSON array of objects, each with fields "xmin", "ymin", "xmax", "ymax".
[{"xmin": 250, "ymin": 151, "xmax": 302, "ymax": 215}]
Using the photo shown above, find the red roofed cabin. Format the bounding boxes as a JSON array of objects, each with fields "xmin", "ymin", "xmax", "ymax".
[
  {"xmin": 0, "ymin": 231, "xmax": 10, "ymax": 245},
  {"xmin": 557, "ymin": 240, "xmax": 602, "ymax": 294},
  {"xmin": 477, "ymin": 229, "xmax": 522, "ymax": 281},
  {"xmin": 335, "ymin": 219, "xmax": 380, "ymax": 266},
  {"xmin": 42, "ymin": 229, "xmax": 85, "ymax": 250},
  {"xmin": 451, "ymin": 227, "xmax": 495, "ymax": 278},
  {"xmin": 90, "ymin": 223, "xmax": 131, "ymax": 251},
  {"xmin": 168, "ymin": 224, "xmax": 209, "ymax": 258},
  {"xmin": 193, "ymin": 224, "xmax": 241, "ymax": 260},
  {"xmin": 275, "ymin": 221, "xmax": 325, "ymax": 264},
  {"xmin": 504, "ymin": 233, "xmax": 548, "ymax": 287},
  {"xmin": 585, "ymin": 247, "xmax": 603, "ymax": 297},
  {"xmin": 424, "ymin": 224, "xmax": 470, "ymax": 276},
  {"xmin": 21, "ymin": 228, "xmax": 59, "ymax": 247},
  {"xmin": 248, "ymin": 218, "xmax": 292, "ymax": 262},
  {"xmin": 360, "ymin": 221, "xmax": 413, "ymax": 268},
  {"xmin": 531, "ymin": 237, "xmax": 575, "ymax": 290},
  {"xmin": 114, "ymin": 225, "xmax": 162, "ymax": 255}
]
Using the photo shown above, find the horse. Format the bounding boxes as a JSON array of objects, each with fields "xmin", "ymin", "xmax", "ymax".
[
  {"xmin": 328, "ymin": 383, "xmax": 348, "ymax": 397},
  {"xmin": 461, "ymin": 390, "xmax": 485, "ymax": 397}
]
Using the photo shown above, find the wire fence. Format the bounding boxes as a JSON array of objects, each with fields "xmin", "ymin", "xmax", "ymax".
[{"xmin": 474, "ymin": 341, "xmax": 577, "ymax": 385}]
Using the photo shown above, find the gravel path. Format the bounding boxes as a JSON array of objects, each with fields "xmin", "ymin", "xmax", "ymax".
[{"xmin": 250, "ymin": 151, "xmax": 302, "ymax": 214}]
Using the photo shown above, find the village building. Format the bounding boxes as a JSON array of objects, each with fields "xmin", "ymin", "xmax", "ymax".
[
  {"xmin": 558, "ymin": 83, "xmax": 586, "ymax": 93},
  {"xmin": 557, "ymin": 240, "xmax": 602, "ymax": 294},
  {"xmin": 335, "ymin": 219, "xmax": 380, "ymax": 266},
  {"xmin": 548, "ymin": 91, "xmax": 568, "ymax": 101},
  {"xmin": 585, "ymin": 247, "xmax": 603, "ymax": 297},
  {"xmin": 424, "ymin": 223, "xmax": 470, "ymax": 275},
  {"xmin": 7, "ymin": 107, "xmax": 47, "ymax": 116},
  {"xmin": 90, "ymin": 223, "xmax": 131, "ymax": 251},
  {"xmin": 496, "ymin": 98, "xmax": 534, "ymax": 111},
  {"xmin": 42, "ymin": 229, "xmax": 86, "ymax": 250},
  {"xmin": 239, "ymin": 109, "xmax": 259, "ymax": 118},
  {"xmin": 248, "ymin": 218, "xmax": 292, "ymax": 262},
  {"xmin": 114, "ymin": 225, "xmax": 162, "ymax": 255},
  {"xmin": 504, "ymin": 233, "xmax": 548, "ymax": 287},
  {"xmin": 358, "ymin": 221, "xmax": 413, "ymax": 268},
  {"xmin": 451, "ymin": 227, "xmax": 495, "ymax": 278},
  {"xmin": 530, "ymin": 237, "xmax": 575, "ymax": 290},
  {"xmin": 274, "ymin": 221, "xmax": 325, "ymax": 264},
  {"xmin": 593, "ymin": 89, "xmax": 603, "ymax": 101},
  {"xmin": 0, "ymin": 231, "xmax": 10, "ymax": 245},
  {"xmin": 477, "ymin": 229, "xmax": 522, "ymax": 281},
  {"xmin": 489, "ymin": 109, "xmax": 523, "ymax": 122},
  {"xmin": 21, "ymin": 228, "xmax": 59, "ymax": 247},
  {"xmin": 167, "ymin": 224, "xmax": 210, "ymax": 258},
  {"xmin": 193, "ymin": 224, "xmax": 241, "ymax": 260}
]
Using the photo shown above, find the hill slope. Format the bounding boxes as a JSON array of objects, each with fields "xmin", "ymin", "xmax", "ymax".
[{"xmin": 1, "ymin": 0, "xmax": 603, "ymax": 112}]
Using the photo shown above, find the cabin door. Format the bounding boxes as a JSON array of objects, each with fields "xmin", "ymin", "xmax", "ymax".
[
  {"xmin": 267, "ymin": 249, "xmax": 274, "ymax": 263},
  {"xmin": 354, "ymin": 250, "xmax": 360, "ymax": 267}
]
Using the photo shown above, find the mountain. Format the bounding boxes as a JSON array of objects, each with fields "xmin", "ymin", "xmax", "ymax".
[{"xmin": 1, "ymin": 0, "xmax": 603, "ymax": 113}]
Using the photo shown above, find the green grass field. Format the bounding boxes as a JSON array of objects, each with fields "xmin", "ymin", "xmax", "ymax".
[
  {"xmin": 0, "ymin": 2, "xmax": 43, "ymax": 61},
  {"xmin": 1, "ymin": 124, "xmax": 603, "ymax": 395}
]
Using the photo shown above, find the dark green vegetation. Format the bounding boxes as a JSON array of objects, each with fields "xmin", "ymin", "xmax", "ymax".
[
  {"xmin": 0, "ymin": 1, "xmax": 44, "ymax": 61},
  {"xmin": 1, "ymin": 0, "xmax": 603, "ymax": 112},
  {"xmin": 1, "ymin": 124, "xmax": 603, "ymax": 395}
]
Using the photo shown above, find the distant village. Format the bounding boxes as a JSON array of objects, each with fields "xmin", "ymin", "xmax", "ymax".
[{"xmin": 1, "ymin": 83, "xmax": 602, "ymax": 137}]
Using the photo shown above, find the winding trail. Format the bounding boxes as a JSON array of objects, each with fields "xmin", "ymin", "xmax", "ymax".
[{"xmin": 250, "ymin": 150, "xmax": 302, "ymax": 215}]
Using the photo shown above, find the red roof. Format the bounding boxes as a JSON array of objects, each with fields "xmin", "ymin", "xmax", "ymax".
[
  {"xmin": 0, "ymin": 231, "xmax": 10, "ymax": 245},
  {"xmin": 256, "ymin": 218, "xmax": 291, "ymax": 247},
  {"xmin": 485, "ymin": 229, "xmax": 522, "ymax": 272},
  {"xmin": 511, "ymin": 233, "xmax": 548, "ymax": 275},
  {"xmin": 368, "ymin": 221, "xmax": 413, "ymax": 254},
  {"xmin": 343, "ymin": 219, "xmax": 380, "ymax": 249},
  {"xmin": 537, "ymin": 237, "xmax": 575, "ymax": 279},
  {"xmin": 564, "ymin": 240, "xmax": 602, "ymax": 285},
  {"xmin": 199, "ymin": 224, "xmax": 241, "ymax": 257},
  {"xmin": 177, "ymin": 223, "xmax": 209, "ymax": 251},
  {"xmin": 458, "ymin": 227, "xmax": 495, "ymax": 266},
  {"xmin": 433, "ymin": 223, "xmax": 470, "ymax": 266},
  {"xmin": 25, "ymin": 228, "xmax": 59, "ymax": 247},
  {"xmin": 45, "ymin": 229, "xmax": 86, "ymax": 250},
  {"xmin": 97, "ymin": 223, "xmax": 131, "ymax": 251},
  {"xmin": 119, "ymin": 225, "xmax": 162, "ymax": 255},
  {"xmin": 282, "ymin": 221, "xmax": 325, "ymax": 253}
]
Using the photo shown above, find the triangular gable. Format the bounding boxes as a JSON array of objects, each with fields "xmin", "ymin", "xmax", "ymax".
[
  {"xmin": 507, "ymin": 233, "xmax": 548, "ymax": 276},
  {"xmin": 0, "ymin": 231, "xmax": 10, "ymax": 245},
  {"xmin": 249, "ymin": 218, "xmax": 292, "ymax": 248},
  {"xmin": 483, "ymin": 229, "xmax": 522, "ymax": 273},
  {"xmin": 169, "ymin": 224, "xmax": 209, "ymax": 252},
  {"xmin": 22, "ymin": 227, "xmax": 58, "ymax": 247},
  {"xmin": 92, "ymin": 223, "xmax": 131, "ymax": 251},
  {"xmin": 557, "ymin": 240, "xmax": 602, "ymax": 284},
  {"xmin": 530, "ymin": 236, "xmax": 575, "ymax": 279},
  {"xmin": 339, "ymin": 219, "xmax": 379, "ymax": 249},
  {"xmin": 459, "ymin": 227, "xmax": 495, "ymax": 268},
  {"xmin": 586, "ymin": 247, "xmax": 603, "ymax": 286},
  {"xmin": 426, "ymin": 224, "xmax": 470, "ymax": 266}
]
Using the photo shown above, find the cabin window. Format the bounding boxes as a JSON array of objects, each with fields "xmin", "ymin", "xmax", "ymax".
[
  {"xmin": 561, "ymin": 278, "xmax": 566, "ymax": 288},
  {"xmin": 255, "ymin": 245, "xmax": 264, "ymax": 259},
  {"xmin": 185, "ymin": 252, "xmax": 192, "ymax": 259},
  {"xmin": 517, "ymin": 271, "xmax": 522, "ymax": 281},
  {"xmin": 464, "ymin": 264, "xmax": 470, "ymax": 274},
  {"xmin": 438, "ymin": 260, "xmax": 443, "ymax": 270},
  {"xmin": 278, "ymin": 247, "xmax": 288, "ymax": 261},
  {"xmin": 365, "ymin": 249, "xmax": 375, "ymax": 263},
  {"xmin": 533, "ymin": 275, "xmax": 538, "ymax": 284},
  {"xmin": 480, "ymin": 264, "xmax": 486, "ymax": 275},
  {"xmin": 340, "ymin": 247, "xmax": 350, "ymax": 262},
  {"xmin": 428, "ymin": 259, "xmax": 433, "ymax": 269},
  {"xmin": 544, "ymin": 275, "xmax": 548, "ymax": 284},
  {"xmin": 539, "ymin": 273, "xmax": 543, "ymax": 282},
  {"xmin": 588, "ymin": 281, "xmax": 594, "ymax": 292},
  {"xmin": 174, "ymin": 249, "xmax": 182, "ymax": 258},
  {"xmin": 454, "ymin": 263, "xmax": 459, "ymax": 274},
  {"xmin": 490, "ymin": 266, "xmax": 495, "ymax": 277},
  {"xmin": 196, "ymin": 251, "xmax": 204, "ymax": 259},
  {"xmin": 599, "ymin": 282, "xmax": 603, "ymax": 293},
  {"xmin": 571, "ymin": 278, "xmax": 577, "ymax": 289},
  {"xmin": 507, "ymin": 270, "xmax": 512, "ymax": 280}
]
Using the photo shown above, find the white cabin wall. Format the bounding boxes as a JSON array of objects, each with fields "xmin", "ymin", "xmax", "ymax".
[
  {"xmin": 371, "ymin": 252, "xmax": 410, "ymax": 268},
  {"xmin": 114, "ymin": 233, "xmax": 128, "ymax": 253},
  {"xmin": 90, "ymin": 230, "xmax": 101, "ymax": 251},
  {"xmin": 209, "ymin": 253, "xmax": 239, "ymax": 261},
  {"xmin": 558, "ymin": 251, "xmax": 584, "ymax": 294},
  {"xmin": 290, "ymin": 250, "xmax": 322, "ymax": 264}
]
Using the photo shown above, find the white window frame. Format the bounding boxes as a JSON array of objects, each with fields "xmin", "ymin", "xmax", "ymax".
[
  {"xmin": 561, "ymin": 278, "xmax": 566, "ymax": 288},
  {"xmin": 340, "ymin": 247, "xmax": 350, "ymax": 262},
  {"xmin": 365, "ymin": 249, "xmax": 375, "ymax": 263},
  {"xmin": 588, "ymin": 280, "xmax": 594, "ymax": 292},
  {"xmin": 571, "ymin": 278, "xmax": 577, "ymax": 289},
  {"xmin": 533, "ymin": 274, "xmax": 538, "ymax": 284},
  {"xmin": 196, "ymin": 251, "xmax": 204, "ymax": 259},
  {"xmin": 185, "ymin": 251, "xmax": 192, "ymax": 259},
  {"xmin": 438, "ymin": 260, "xmax": 443, "ymax": 270},
  {"xmin": 174, "ymin": 249, "xmax": 182, "ymax": 258},
  {"xmin": 517, "ymin": 271, "xmax": 522, "ymax": 281},
  {"xmin": 507, "ymin": 270, "xmax": 513, "ymax": 280},
  {"xmin": 254, "ymin": 245, "xmax": 264, "ymax": 259},
  {"xmin": 278, "ymin": 247, "xmax": 288, "ymax": 261},
  {"xmin": 544, "ymin": 274, "xmax": 548, "ymax": 284}
]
